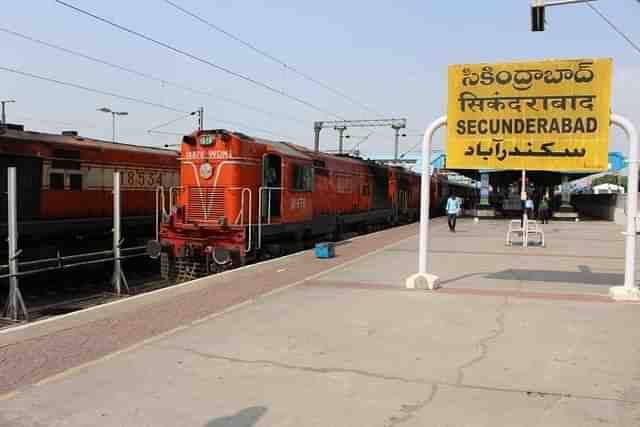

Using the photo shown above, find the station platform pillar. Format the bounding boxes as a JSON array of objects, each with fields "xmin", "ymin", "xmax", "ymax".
[{"xmin": 554, "ymin": 175, "xmax": 579, "ymax": 220}]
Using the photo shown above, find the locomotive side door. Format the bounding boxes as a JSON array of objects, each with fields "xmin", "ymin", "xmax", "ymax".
[{"xmin": 262, "ymin": 154, "xmax": 281, "ymax": 221}]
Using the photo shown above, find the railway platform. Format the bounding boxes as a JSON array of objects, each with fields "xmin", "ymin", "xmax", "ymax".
[{"xmin": 1, "ymin": 218, "xmax": 640, "ymax": 426}]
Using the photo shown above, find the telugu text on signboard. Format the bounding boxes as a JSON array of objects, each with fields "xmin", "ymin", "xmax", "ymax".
[{"xmin": 446, "ymin": 58, "xmax": 612, "ymax": 171}]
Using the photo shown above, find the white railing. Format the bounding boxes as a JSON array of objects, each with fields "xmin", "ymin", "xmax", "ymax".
[
  {"xmin": 155, "ymin": 186, "xmax": 168, "ymax": 241},
  {"xmin": 228, "ymin": 187, "xmax": 253, "ymax": 251},
  {"xmin": 169, "ymin": 186, "xmax": 184, "ymax": 214},
  {"xmin": 393, "ymin": 190, "xmax": 409, "ymax": 218},
  {"xmin": 257, "ymin": 186, "xmax": 284, "ymax": 249}
]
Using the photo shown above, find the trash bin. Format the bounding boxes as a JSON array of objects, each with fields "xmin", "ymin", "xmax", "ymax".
[{"xmin": 314, "ymin": 242, "xmax": 335, "ymax": 259}]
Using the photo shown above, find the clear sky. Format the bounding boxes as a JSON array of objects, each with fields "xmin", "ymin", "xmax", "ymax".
[{"xmin": 2, "ymin": 0, "xmax": 640, "ymax": 164}]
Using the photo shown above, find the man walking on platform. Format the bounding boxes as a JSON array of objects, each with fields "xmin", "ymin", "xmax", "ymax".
[
  {"xmin": 446, "ymin": 193, "xmax": 460, "ymax": 232},
  {"xmin": 539, "ymin": 196, "xmax": 550, "ymax": 224}
]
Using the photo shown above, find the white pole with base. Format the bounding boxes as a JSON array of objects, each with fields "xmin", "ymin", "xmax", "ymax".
[
  {"xmin": 406, "ymin": 116, "xmax": 446, "ymax": 290},
  {"xmin": 609, "ymin": 113, "xmax": 640, "ymax": 301},
  {"xmin": 522, "ymin": 169, "xmax": 528, "ymax": 248}
]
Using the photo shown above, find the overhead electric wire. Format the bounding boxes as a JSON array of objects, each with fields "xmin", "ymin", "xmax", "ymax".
[
  {"xmin": 147, "ymin": 130, "xmax": 186, "ymax": 137},
  {"xmin": 586, "ymin": 2, "xmax": 640, "ymax": 56},
  {"xmin": 166, "ymin": 0, "xmax": 419, "ymax": 152},
  {"xmin": 148, "ymin": 112, "xmax": 195, "ymax": 132},
  {"xmin": 348, "ymin": 132, "xmax": 374, "ymax": 154},
  {"xmin": 162, "ymin": 0, "xmax": 384, "ymax": 117},
  {"xmin": 0, "ymin": 26, "xmax": 308, "ymax": 126},
  {"xmin": 204, "ymin": 115, "xmax": 295, "ymax": 140},
  {"xmin": 56, "ymin": 0, "xmax": 344, "ymax": 120},
  {"xmin": 161, "ymin": 0, "xmax": 399, "ymax": 152},
  {"xmin": 399, "ymin": 137, "xmax": 444, "ymax": 159},
  {"xmin": 0, "ymin": 65, "xmax": 189, "ymax": 114},
  {"xmin": 1, "ymin": 66, "xmax": 292, "ymax": 140}
]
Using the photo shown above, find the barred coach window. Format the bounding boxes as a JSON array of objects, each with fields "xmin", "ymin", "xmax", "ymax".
[{"xmin": 292, "ymin": 164, "xmax": 313, "ymax": 192}]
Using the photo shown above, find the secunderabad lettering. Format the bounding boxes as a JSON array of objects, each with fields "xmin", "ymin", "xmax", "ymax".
[{"xmin": 456, "ymin": 117, "xmax": 597, "ymax": 135}]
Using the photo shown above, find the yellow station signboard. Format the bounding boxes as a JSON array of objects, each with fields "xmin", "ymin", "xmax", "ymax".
[{"xmin": 446, "ymin": 58, "xmax": 612, "ymax": 171}]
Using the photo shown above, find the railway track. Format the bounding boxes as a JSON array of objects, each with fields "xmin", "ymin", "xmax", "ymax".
[
  {"xmin": 0, "ymin": 220, "xmax": 424, "ymax": 330},
  {"xmin": 0, "ymin": 255, "xmax": 168, "ymax": 329}
]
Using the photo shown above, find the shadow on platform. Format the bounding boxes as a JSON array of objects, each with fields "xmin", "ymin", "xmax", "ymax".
[
  {"xmin": 486, "ymin": 269, "xmax": 623, "ymax": 286},
  {"xmin": 205, "ymin": 406, "xmax": 267, "ymax": 427}
]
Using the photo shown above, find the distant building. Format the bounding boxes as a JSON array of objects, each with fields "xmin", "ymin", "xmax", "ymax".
[{"xmin": 593, "ymin": 183, "xmax": 624, "ymax": 194}]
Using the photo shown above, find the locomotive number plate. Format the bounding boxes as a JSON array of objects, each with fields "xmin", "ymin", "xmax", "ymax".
[{"xmin": 185, "ymin": 150, "xmax": 230, "ymax": 160}]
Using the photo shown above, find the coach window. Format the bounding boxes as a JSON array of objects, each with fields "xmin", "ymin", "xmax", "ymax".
[
  {"xmin": 292, "ymin": 164, "xmax": 313, "ymax": 192},
  {"xmin": 70, "ymin": 174, "xmax": 83, "ymax": 191},
  {"xmin": 50, "ymin": 173, "xmax": 64, "ymax": 190}
]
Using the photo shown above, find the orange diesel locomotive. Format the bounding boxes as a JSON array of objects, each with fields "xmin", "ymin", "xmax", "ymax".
[{"xmin": 152, "ymin": 129, "xmax": 422, "ymax": 280}]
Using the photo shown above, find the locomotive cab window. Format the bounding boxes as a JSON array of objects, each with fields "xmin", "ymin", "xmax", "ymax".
[
  {"xmin": 291, "ymin": 164, "xmax": 313, "ymax": 192},
  {"xmin": 50, "ymin": 173, "xmax": 64, "ymax": 190}
]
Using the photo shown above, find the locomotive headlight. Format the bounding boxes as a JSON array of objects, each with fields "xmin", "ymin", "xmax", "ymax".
[{"xmin": 199, "ymin": 162, "xmax": 213, "ymax": 179}]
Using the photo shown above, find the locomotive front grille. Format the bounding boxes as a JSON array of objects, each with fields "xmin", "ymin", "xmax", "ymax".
[{"xmin": 187, "ymin": 186, "xmax": 225, "ymax": 223}]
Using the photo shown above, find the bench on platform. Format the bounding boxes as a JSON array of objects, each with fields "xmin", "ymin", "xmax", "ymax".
[
  {"xmin": 506, "ymin": 219, "xmax": 545, "ymax": 247},
  {"xmin": 527, "ymin": 221, "xmax": 545, "ymax": 247},
  {"xmin": 506, "ymin": 220, "xmax": 523, "ymax": 246}
]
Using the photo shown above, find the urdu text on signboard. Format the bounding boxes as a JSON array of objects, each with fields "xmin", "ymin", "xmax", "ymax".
[{"xmin": 446, "ymin": 58, "xmax": 612, "ymax": 171}]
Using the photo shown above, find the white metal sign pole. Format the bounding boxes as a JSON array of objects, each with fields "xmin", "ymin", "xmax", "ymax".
[
  {"xmin": 406, "ymin": 115, "xmax": 446, "ymax": 290},
  {"xmin": 113, "ymin": 171, "xmax": 122, "ymax": 295},
  {"xmin": 609, "ymin": 113, "xmax": 640, "ymax": 300},
  {"xmin": 522, "ymin": 169, "xmax": 528, "ymax": 248},
  {"xmin": 3, "ymin": 167, "xmax": 28, "ymax": 321},
  {"xmin": 112, "ymin": 172, "xmax": 129, "ymax": 296}
]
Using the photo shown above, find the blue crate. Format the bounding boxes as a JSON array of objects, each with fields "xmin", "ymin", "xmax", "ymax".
[{"xmin": 314, "ymin": 242, "xmax": 335, "ymax": 259}]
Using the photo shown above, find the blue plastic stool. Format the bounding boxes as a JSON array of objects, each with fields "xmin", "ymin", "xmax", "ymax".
[{"xmin": 314, "ymin": 242, "xmax": 335, "ymax": 259}]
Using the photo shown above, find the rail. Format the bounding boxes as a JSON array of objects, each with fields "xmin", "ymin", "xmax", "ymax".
[
  {"xmin": 0, "ymin": 246, "xmax": 146, "ymax": 271},
  {"xmin": 257, "ymin": 186, "xmax": 284, "ymax": 249},
  {"xmin": 169, "ymin": 186, "xmax": 184, "ymax": 213},
  {"xmin": 0, "ymin": 247, "xmax": 147, "ymax": 280},
  {"xmin": 228, "ymin": 187, "xmax": 253, "ymax": 251},
  {"xmin": 155, "ymin": 186, "xmax": 168, "ymax": 241},
  {"xmin": 393, "ymin": 190, "xmax": 409, "ymax": 219}
]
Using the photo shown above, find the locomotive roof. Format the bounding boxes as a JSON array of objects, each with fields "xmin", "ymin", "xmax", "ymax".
[
  {"xmin": 253, "ymin": 136, "xmax": 391, "ymax": 168},
  {"xmin": 254, "ymin": 138, "xmax": 313, "ymax": 160},
  {"xmin": 0, "ymin": 127, "xmax": 179, "ymax": 157},
  {"xmin": 220, "ymin": 130, "xmax": 416, "ymax": 175}
]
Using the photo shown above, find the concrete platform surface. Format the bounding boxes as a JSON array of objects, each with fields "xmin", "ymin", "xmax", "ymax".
[{"xmin": 1, "ymin": 218, "xmax": 639, "ymax": 427}]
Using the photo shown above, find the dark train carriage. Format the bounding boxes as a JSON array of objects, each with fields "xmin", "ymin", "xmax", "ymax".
[
  {"xmin": 0, "ymin": 154, "xmax": 42, "ymax": 222},
  {"xmin": 0, "ymin": 125, "xmax": 179, "ymax": 242}
]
